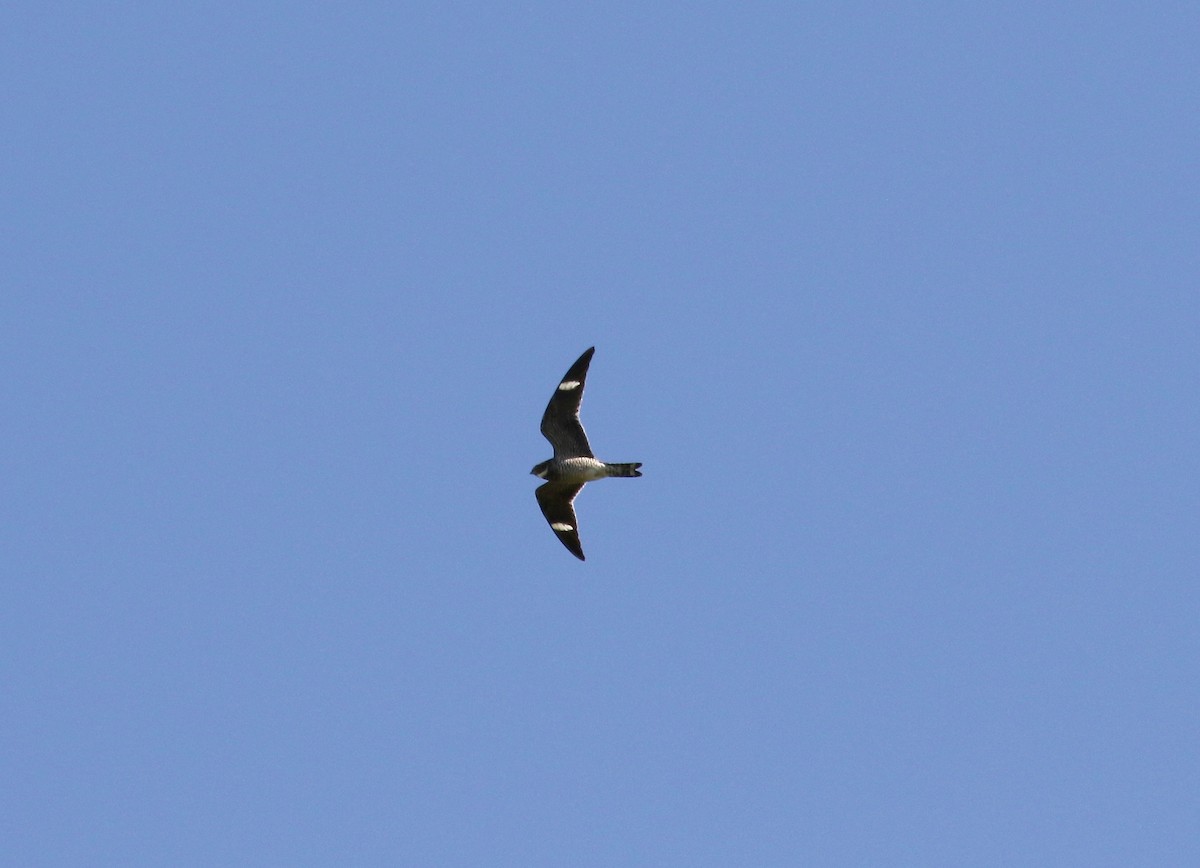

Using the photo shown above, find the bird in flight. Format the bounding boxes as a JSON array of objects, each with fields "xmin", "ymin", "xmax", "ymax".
[{"xmin": 531, "ymin": 347, "xmax": 642, "ymax": 560}]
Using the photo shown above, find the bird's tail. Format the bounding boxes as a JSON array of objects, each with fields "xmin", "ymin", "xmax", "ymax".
[{"xmin": 606, "ymin": 462, "xmax": 643, "ymax": 478}]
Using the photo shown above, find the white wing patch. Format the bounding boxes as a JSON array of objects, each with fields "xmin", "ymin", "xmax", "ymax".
[
  {"xmin": 557, "ymin": 380, "xmax": 581, "ymax": 391},
  {"xmin": 550, "ymin": 522, "xmax": 574, "ymax": 532}
]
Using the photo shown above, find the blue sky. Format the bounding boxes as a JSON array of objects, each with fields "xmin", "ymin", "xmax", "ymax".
[{"xmin": 3, "ymin": 3, "xmax": 1198, "ymax": 865}]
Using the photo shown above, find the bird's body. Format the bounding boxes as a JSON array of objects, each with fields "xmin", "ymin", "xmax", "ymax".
[
  {"xmin": 532, "ymin": 347, "xmax": 641, "ymax": 560},
  {"xmin": 533, "ymin": 456, "xmax": 638, "ymax": 483}
]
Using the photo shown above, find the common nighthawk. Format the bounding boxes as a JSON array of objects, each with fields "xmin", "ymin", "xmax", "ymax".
[{"xmin": 532, "ymin": 346, "xmax": 642, "ymax": 561}]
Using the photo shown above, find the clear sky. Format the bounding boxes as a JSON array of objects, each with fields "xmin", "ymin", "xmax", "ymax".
[{"xmin": 3, "ymin": 3, "xmax": 1198, "ymax": 865}]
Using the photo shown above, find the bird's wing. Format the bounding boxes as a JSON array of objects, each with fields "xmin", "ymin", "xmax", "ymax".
[
  {"xmin": 535, "ymin": 482, "xmax": 586, "ymax": 561},
  {"xmin": 540, "ymin": 347, "xmax": 595, "ymax": 459}
]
